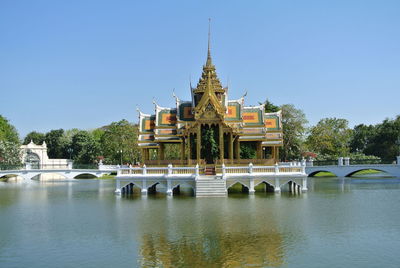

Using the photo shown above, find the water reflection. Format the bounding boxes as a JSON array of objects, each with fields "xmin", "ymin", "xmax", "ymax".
[{"xmin": 139, "ymin": 232, "xmax": 284, "ymax": 267}]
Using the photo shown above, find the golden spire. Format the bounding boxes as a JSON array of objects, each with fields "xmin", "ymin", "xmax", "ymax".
[{"xmin": 206, "ymin": 18, "xmax": 212, "ymax": 67}]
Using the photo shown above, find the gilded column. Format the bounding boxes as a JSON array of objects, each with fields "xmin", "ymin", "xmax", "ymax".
[
  {"xmin": 180, "ymin": 139, "xmax": 185, "ymax": 161},
  {"xmin": 235, "ymin": 138, "xmax": 240, "ymax": 159},
  {"xmin": 158, "ymin": 143, "xmax": 164, "ymax": 160},
  {"xmin": 257, "ymin": 142, "xmax": 263, "ymax": 159},
  {"xmin": 187, "ymin": 134, "xmax": 191, "ymax": 163},
  {"xmin": 228, "ymin": 132, "xmax": 233, "ymax": 162},
  {"xmin": 219, "ymin": 124, "xmax": 224, "ymax": 163},
  {"xmin": 196, "ymin": 125, "xmax": 201, "ymax": 162}
]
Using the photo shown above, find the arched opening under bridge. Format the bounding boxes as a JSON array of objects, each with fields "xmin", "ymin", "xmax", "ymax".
[
  {"xmin": 345, "ymin": 169, "xmax": 392, "ymax": 178},
  {"xmin": 227, "ymin": 182, "xmax": 249, "ymax": 194},
  {"xmin": 0, "ymin": 174, "xmax": 24, "ymax": 182},
  {"xmin": 254, "ymin": 181, "xmax": 275, "ymax": 193},
  {"xmin": 74, "ymin": 173, "xmax": 98, "ymax": 179},
  {"xmin": 308, "ymin": 170, "xmax": 337, "ymax": 177}
]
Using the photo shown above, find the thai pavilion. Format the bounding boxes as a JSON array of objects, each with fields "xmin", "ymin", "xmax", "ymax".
[{"xmin": 137, "ymin": 35, "xmax": 283, "ymax": 167}]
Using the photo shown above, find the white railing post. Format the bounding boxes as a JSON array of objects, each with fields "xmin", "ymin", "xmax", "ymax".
[
  {"xmin": 344, "ymin": 157, "xmax": 350, "ymax": 166},
  {"xmin": 248, "ymin": 163, "xmax": 253, "ymax": 174},
  {"xmin": 309, "ymin": 159, "xmax": 314, "ymax": 167},
  {"xmin": 195, "ymin": 164, "xmax": 199, "ymax": 177},
  {"xmin": 142, "ymin": 164, "xmax": 147, "ymax": 175},
  {"xmin": 338, "ymin": 157, "xmax": 343, "ymax": 166},
  {"xmin": 67, "ymin": 160, "xmax": 73, "ymax": 170},
  {"xmin": 115, "ymin": 180, "xmax": 121, "ymax": 194},
  {"xmin": 397, "ymin": 156, "xmax": 400, "ymax": 165},
  {"xmin": 301, "ymin": 160, "xmax": 306, "ymax": 174},
  {"xmin": 302, "ymin": 177, "xmax": 308, "ymax": 192},
  {"xmin": 168, "ymin": 164, "xmax": 173, "ymax": 175},
  {"xmin": 166, "ymin": 180, "xmax": 173, "ymax": 196},
  {"xmin": 222, "ymin": 163, "xmax": 226, "ymax": 177},
  {"xmin": 274, "ymin": 163, "xmax": 279, "ymax": 174},
  {"xmin": 117, "ymin": 167, "xmax": 121, "ymax": 176},
  {"xmin": 141, "ymin": 179, "xmax": 148, "ymax": 195},
  {"xmin": 274, "ymin": 177, "xmax": 281, "ymax": 193}
]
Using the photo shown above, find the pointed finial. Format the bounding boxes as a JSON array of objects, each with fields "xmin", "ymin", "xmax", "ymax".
[{"xmin": 206, "ymin": 18, "xmax": 212, "ymax": 66}]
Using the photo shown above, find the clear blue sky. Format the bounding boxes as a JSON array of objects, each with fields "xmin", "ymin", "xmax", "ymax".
[{"xmin": 1, "ymin": 0, "xmax": 399, "ymax": 138}]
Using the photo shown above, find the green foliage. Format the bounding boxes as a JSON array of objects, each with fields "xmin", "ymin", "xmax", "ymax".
[
  {"xmin": 280, "ymin": 104, "xmax": 308, "ymax": 161},
  {"xmin": 364, "ymin": 116, "xmax": 400, "ymax": 161},
  {"xmin": 240, "ymin": 142, "xmax": 256, "ymax": 159},
  {"xmin": 0, "ymin": 115, "xmax": 21, "ymax": 167},
  {"xmin": 70, "ymin": 131, "xmax": 101, "ymax": 164},
  {"xmin": 350, "ymin": 124, "xmax": 376, "ymax": 153},
  {"xmin": 0, "ymin": 141, "xmax": 22, "ymax": 167},
  {"xmin": 164, "ymin": 144, "xmax": 180, "ymax": 160},
  {"xmin": 100, "ymin": 119, "xmax": 140, "ymax": 164},
  {"xmin": 306, "ymin": 118, "xmax": 352, "ymax": 157},
  {"xmin": 261, "ymin": 99, "xmax": 280, "ymax": 113},
  {"xmin": 23, "ymin": 131, "xmax": 45, "ymax": 145},
  {"xmin": 0, "ymin": 115, "xmax": 19, "ymax": 144},
  {"xmin": 201, "ymin": 126, "xmax": 219, "ymax": 163},
  {"xmin": 45, "ymin": 129, "xmax": 67, "ymax": 158}
]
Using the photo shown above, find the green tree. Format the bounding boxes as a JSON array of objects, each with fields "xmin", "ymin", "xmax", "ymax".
[
  {"xmin": 23, "ymin": 131, "xmax": 45, "ymax": 145},
  {"xmin": 45, "ymin": 129, "xmax": 67, "ymax": 158},
  {"xmin": 71, "ymin": 130, "xmax": 100, "ymax": 164},
  {"xmin": 201, "ymin": 127, "xmax": 219, "ymax": 163},
  {"xmin": 100, "ymin": 120, "xmax": 139, "ymax": 164},
  {"xmin": 0, "ymin": 115, "xmax": 19, "ymax": 144},
  {"xmin": 280, "ymin": 104, "xmax": 308, "ymax": 161},
  {"xmin": 306, "ymin": 118, "xmax": 352, "ymax": 158},
  {"xmin": 364, "ymin": 116, "xmax": 400, "ymax": 161},
  {"xmin": 240, "ymin": 142, "xmax": 256, "ymax": 159},
  {"xmin": 261, "ymin": 99, "xmax": 280, "ymax": 113},
  {"xmin": 0, "ymin": 115, "xmax": 21, "ymax": 167},
  {"xmin": 349, "ymin": 124, "xmax": 376, "ymax": 153}
]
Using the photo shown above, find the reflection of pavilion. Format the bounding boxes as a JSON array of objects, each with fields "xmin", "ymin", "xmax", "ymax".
[
  {"xmin": 134, "ymin": 198, "xmax": 286, "ymax": 267},
  {"xmin": 139, "ymin": 232, "xmax": 284, "ymax": 267}
]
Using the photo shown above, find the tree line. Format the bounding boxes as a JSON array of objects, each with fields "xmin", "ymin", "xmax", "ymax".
[{"xmin": 1, "ymin": 106, "xmax": 399, "ymax": 166}]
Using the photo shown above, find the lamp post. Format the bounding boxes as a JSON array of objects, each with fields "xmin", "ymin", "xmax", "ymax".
[
  {"xmin": 67, "ymin": 148, "xmax": 73, "ymax": 160},
  {"xmin": 119, "ymin": 149, "xmax": 123, "ymax": 165}
]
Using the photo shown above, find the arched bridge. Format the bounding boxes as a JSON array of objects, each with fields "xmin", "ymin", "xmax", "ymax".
[
  {"xmin": 306, "ymin": 164, "xmax": 400, "ymax": 177},
  {"xmin": 0, "ymin": 166, "xmax": 117, "ymax": 181}
]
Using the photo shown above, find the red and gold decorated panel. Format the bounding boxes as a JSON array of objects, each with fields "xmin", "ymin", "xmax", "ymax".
[
  {"xmin": 226, "ymin": 102, "xmax": 241, "ymax": 121},
  {"xmin": 158, "ymin": 109, "xmax": 177, "ymax": 126},
  {"xmin": 242, "ymin": 108, "xmax": 263, "ymax": 125}
]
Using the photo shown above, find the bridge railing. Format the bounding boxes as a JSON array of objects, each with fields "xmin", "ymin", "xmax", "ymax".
[
  {"xmin": 221, "ymin": 163, "xmax": 305, "ymax": 176},
  {"xmin": 117, "ymin": 164, "xmax": 199, "ymax": 176}
]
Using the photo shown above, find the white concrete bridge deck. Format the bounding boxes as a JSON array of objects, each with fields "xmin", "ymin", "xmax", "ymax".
[{"xmin": 115, "ymin": 163, "xmax": 308, "ymax": 197}]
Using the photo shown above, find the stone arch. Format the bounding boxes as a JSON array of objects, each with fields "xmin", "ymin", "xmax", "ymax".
[
  {"xmin": 226, "ymin": 180, "xmax": 249, "ymax": 189},
  {"xmin": 344, "ymin": 168, "xmax": 393, "ymax": 177},
  {"xmin": 0, "ymin": 173, "xmax": 26, "ymax": 182},
  {"xmin": 73, "ymin": 173, "xmax": 99, "ymax": 179},
  {"xmin": 308, "ymin": 170, "xmax": 338, "ymax": 177},
  {"xmin": 30, "ymin": 172, "xmax": 70, "ymax": 181},
  {"xmin": 121, "ymin": 181, "xmax": 142, "ymax": 190},
  {"xmin": 227, "ymin": 181, "xmax": 249, "ymax": 193},
  {"xmin": 254, "ymin": 180, "xmax": 275, "ymax": 192}
]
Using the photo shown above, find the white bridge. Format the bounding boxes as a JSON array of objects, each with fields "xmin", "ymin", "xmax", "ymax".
[
  {"xmin": 305, "ymin": 156, "xmax": 400, "ymax": 178},
  {"xmin": 115, "ymin": 163, "xmax": 308, "ymax": 197},
  {"xmin": 0, "ymin": 164, "xmax": 118, "ymax": 181}
]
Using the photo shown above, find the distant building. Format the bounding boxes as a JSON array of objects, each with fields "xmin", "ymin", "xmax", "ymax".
[{"xmin": 21, "ymin": 141, "xmax": 69, "ymax": 169}]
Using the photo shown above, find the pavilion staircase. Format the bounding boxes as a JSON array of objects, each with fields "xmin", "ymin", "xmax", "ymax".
[{"xmin": 196, "ymin": 166, "xmax": 226, "ymax": 197}]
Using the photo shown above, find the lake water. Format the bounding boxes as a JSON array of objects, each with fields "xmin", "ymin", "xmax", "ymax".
[{"xmin": 1, "ymin": 177, "xmax": 400, "ymax": 267}]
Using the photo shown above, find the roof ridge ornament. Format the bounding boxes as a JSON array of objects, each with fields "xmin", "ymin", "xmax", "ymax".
[{"xmin": 206, "ymin": 18, "xmax": 212, "ymax": 67}]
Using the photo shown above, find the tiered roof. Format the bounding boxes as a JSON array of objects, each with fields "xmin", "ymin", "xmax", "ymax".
[{"xmin": 138, "ymin": 29, "xmax": 283, "ymax": 148}]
